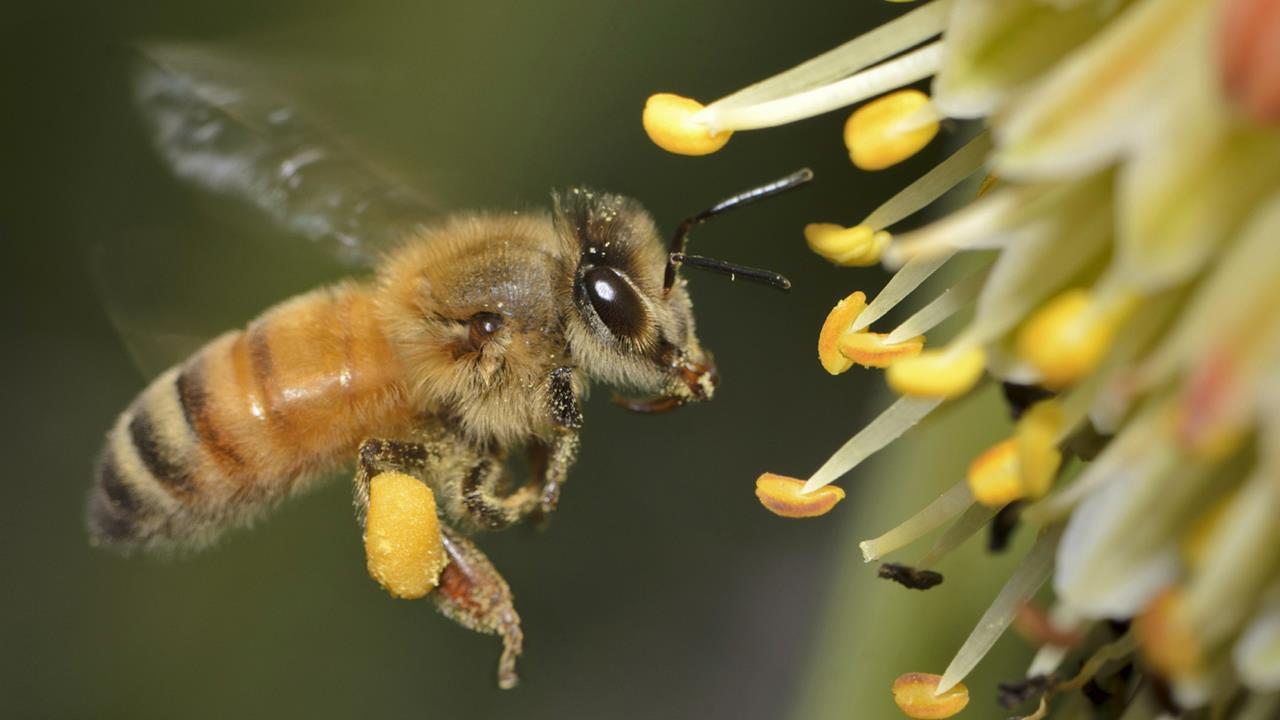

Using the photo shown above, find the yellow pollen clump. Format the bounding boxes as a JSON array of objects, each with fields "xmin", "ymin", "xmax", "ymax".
[
  {"xmin": 642, "ymin": 93, "xmax": 733, "ymax": 156},
  {"xmin": 844, "ymin": 89, "xmax": 940, "ymax": 171},
  {"xmin": 892, "ymin": 673, "xmax": 969, "ymax": 719},
  {"xmin": 1135, "ymin": 587, "xmax": 1204, "ymax": 680},
  {"xmin": 364, "ymin": 472, "xmax": 449, "ymax": 600},
  {"xmin": 838, "ymin": 330, "xmax": 925, "ymax": 368},
  {"xmin": 818, "ymin": 290, "xmax": 868, "ymax": 375},
  {"xmin": 1016, "ymin": 289, "xmax": 1134, "ymax": 390},
  {"xmin": 885, "ymin": 345, "xmax": 986, "ymax": 398},
  {"xmin": 804, "ymin": 223, "xmax": 891, "ymax": 266},
  {"xmin": 755, "ymin": 473, "xmax": 845, "ymax": 518}
]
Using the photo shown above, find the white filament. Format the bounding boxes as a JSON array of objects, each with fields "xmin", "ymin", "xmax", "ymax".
[
  {"xmin": 863, "ymin": 130, "xmax": 993, "ymax": 232},
  {"xmin": 802, "ymin": 396, "xmax": 944, "ymax": 493},
  {"xmin": 696, "ymin": 42, "xmax": 945, "ymax": 132},
  {"xmin": 709, "ymin": 0, "xmax": 952, "ymax": 111},
  {"xmin": 859, "ymin": 480, "xmax": 974, "ymax": 562},
  {"xmin": 937, "ymin": 525, "xmax": 1062, "ymax": 695}
]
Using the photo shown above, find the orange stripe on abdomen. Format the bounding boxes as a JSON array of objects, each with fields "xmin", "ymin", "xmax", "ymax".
[
  {"xmin": 181, "ymin": 285, "xmax": 412, "ymax": 499},
  {"xmin": 90, "ymin": 283, "xmax": 413, "ymax": 550}
]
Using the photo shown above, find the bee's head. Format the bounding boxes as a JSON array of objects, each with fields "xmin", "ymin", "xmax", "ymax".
[{"xmin": 554, "ymin": 170, "xmax": 808, "ymax": 413}]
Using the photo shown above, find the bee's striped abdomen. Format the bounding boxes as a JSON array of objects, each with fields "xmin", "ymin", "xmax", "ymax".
[{"xmin": 89, "ymin": 284, "xmax": 413, "ymax": 551}]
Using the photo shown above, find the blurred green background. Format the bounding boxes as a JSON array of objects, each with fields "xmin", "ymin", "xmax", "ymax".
[{"xmin": 1, "ymin": 1, "xmax": 1031, "ymax": 718}]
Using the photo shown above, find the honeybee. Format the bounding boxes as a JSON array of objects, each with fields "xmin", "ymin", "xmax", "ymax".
[{"xmin": 91, "ymin": 44, "xmax": 810, "ymax": 688}]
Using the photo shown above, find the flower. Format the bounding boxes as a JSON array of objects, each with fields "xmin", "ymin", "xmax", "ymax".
[{"xmin": 646, "ymin": 0, "xmax": 1280, "ymax": 716}]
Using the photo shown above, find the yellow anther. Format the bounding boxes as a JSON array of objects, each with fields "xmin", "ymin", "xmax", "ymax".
[
  {"xmin": 818, "ymin": 290, "xmax": 868, "ymax": 375},
  {"xmin": 966, "ymin": 439, "xmax": 1022, "ymax": 507},
  {"xmin": 892, "ymin": 673, "xmax": 969, "ymax": 719},
  {"xmin": 1135, "ymin": 587, "xmax": 1204, "ymax": 680},
  {"xmin": 804, "ymin": 223, "xmax": 891, "ymax": 266},
  {"xmin": 844, "ymin": 89, "xmax": 940, "ymax": 171},
  {"xmin": 1014, "ymin": 399, "xmax": 1063, "ymax": 500},
  {"xmin": 364, "ymin": 471, "xmax": 448, "ymax": 600},
  {"xmin": 967, "ymin": 401, "xmax": 1062, "ymax": 508},
  {"xmin": 1016, "ymin": 289, "xmax": 1134, "ymax": 390},
  {"xmin": 838, "ymin": 330, "xmax": 925, "ymax": 368},
  {"xmin": 1181, "ymin": 493, "xmax": 1233, "ymax": 573},
  {"xmin": 885, "ymin": 345, "xmax": 986, "ymax": 398},
  {"xmin": 642, "ymin": 93, "xmax": 733, "ymax": 156},
  {"xmin": 755, "ymin": 473, "xmax": 845, "ymax": 518}
]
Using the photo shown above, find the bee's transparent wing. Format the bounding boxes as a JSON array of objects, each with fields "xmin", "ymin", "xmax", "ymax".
[
  {"xmin": 101, "ymin": 43, "xmax": 443, "ymax": 379},
  {"xmin": 133, "ymin": 42, "xmax": 440, "ymax": 266}
]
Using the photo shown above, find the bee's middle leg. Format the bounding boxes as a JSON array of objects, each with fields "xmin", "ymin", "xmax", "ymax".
[{"xmin": 457, "ymin": 456, "xmax": 542, "ymax": 530}]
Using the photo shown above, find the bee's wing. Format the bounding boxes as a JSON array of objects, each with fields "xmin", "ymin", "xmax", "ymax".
[
  {"xmin": 133, "ymin": 41, "xmax": 440, "ymax": 266},
  {"xmin": 101, "ymin": 43, "xmax": 442, "ymax": 379}
]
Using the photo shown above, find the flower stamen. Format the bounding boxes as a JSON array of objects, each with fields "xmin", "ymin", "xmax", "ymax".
[
  {"xmin": 844, "ymin": 89, "xmax": 941, "ymax": 170},
  {"xmin": 838, "ymin": 330, "xmax": 925, "ymax": 368},
  {"xmin": 755, "ymin": 472, "xmax": 846, "ymax": 517},
  {"xmin": 818, "ymin": 290, "xmax": 869, "ymax": 375},
  {"xmin": 916, "ymin": 502, "xmax": 1001, "ymax": 570},
  {"xmin": 893, "ymin": 672, "xmax": 970, "ymax": 719},
  {"xmin": 937, "ymin": 525, "xmax": 1062, "ymax": 695},
  {"xmin": 641, "ymin": 93, "xmax": 733, "ymax": 156},
  {"xmin": 695, "ymin": 41, "xmax": 945, "ymax": 132},
  {"xmin": 864, "ymin": 130, "xmax": 993, "ymax": 232},
  {"xmin": 805, "ymin": 223, "xmax": 890, "ymax": 266},
  {"xmin": 885, "ymin": 263, "xmax": 989, "ymax": 344},
  {"xmin": 852, "ymin": 250, "xmax": 957, "ymax": 332},
  {"xmin": 802, "ymin": 395, "xmax": 944, "ymax": 493},
  {"xmin": 707, "ymin": 0, "xmax": 952, "ymax": 112},
  {"xmin": 886, "ymin": 344, "xmax": 986, "ymax": 399},
  {"xmin": 1016, "ymin": 288, "xmax": 1137, "ymax": 390},
  {"xmin": 860, "ymin": 479, "xmax": 974, "ymax": 562}
]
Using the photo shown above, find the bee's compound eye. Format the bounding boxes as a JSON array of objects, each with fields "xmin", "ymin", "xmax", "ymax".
[
  {"xmin": 468, "ymin": 311, "xmax": 504, "ymax": 348},
  {"xmin": 582, "ymin": 266, "xmax": 645, "ymax": 340}
]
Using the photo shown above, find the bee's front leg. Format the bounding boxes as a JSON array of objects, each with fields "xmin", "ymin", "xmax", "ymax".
[
  {"xmin": 530, "ymin": 429, "xmax": 580, "ymax": 519},
  {"xmin": 433, "ymin": 523, "xmax": 523, "ymax": 689},
  {"xmin": 536, "ymin": 366, "xmax": 582, "ymax": 518}
]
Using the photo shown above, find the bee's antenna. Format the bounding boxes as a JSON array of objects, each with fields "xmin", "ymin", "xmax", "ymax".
[
  {"xmin": 670, "ymin": 253, "xmax": 791, "ymax": 290},
  {"xmin": 664, "ymin": 168, "xmax": 813, "ymax": 292}
]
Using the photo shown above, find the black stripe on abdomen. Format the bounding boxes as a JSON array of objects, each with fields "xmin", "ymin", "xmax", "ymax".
[
  {"xmin": 128, "ymin": 408, "xmax": 195, "ymax": 497},
  {"xmin": 87, "ymin": 445, "xmax": 142, "ymax": 544},
  {"xmin": 176, "ymin": 359, "xmax": 246, "ymax": 470}
]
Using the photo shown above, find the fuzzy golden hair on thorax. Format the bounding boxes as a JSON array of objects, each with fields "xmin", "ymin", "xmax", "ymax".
[{"xmin": 375, "ymin": 212, "xmax": 575, "ymax": 447}]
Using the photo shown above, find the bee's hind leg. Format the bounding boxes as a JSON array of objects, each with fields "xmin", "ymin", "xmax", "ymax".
[
  {"xmin": 433, "ymin": 522, "xmax": 524, "ymax": 689},
  {"xmin": 352, "ymin": 438, "xmax": 524, "ymax": 689},
  {"xmin": 351, "ymin": 437, "xmax": 441, "ymax": 529}
]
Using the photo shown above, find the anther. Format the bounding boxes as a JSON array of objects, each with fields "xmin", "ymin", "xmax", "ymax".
[
  {"xmin": 804, "ymin": 223, "xmax": 890, "ymax": 266},
  {"xmin": 885, "ymin": 345, "xmax": 986, "ymax": 398},
  {"xmin": 845, "ymin": 89, "xmax": 940, "ymax": 170},
  {"xmin": 642, "ymin": 93, "xmax": 733, "ymax": 156}
]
